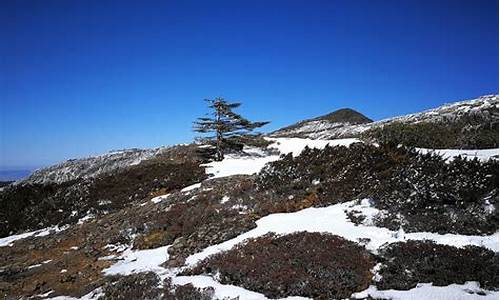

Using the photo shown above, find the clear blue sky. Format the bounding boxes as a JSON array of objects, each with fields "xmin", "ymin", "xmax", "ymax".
[{"xmin": 1, "ymin": 0, "xmax": 498, "ymax": 169}]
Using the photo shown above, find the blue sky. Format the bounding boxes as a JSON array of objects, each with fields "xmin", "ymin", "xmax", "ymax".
[{"xmin": 1, "ymin": 0, "xmax": 498, "ymax": 169}]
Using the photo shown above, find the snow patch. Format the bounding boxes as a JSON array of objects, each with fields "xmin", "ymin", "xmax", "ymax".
[
  {"xmin": 172, "ymin": 275, "xmax": 310, "ymax": 300},
  {"xmin": 352, "ymin": 282, "xmax": 498, "ymax": 300},
  {"xmin": 185, "ymin": 200, "xmax": 498, "ymax": 267},
  {"xmin": 0, "ymin": 225, "xmax": 68, "ymax": 247},
  {"xmin": 102, "ymin": 246, "xmax": 170, "ymax": 276},
  {"xmin": 151, "ymin": 193, "xmax": 170, "ymax": 204},
  {"xmin": 417, "ymin": 148, "xmax": 498, "ymax": 162},
  {"xmin": 181, "ymin": 183, "xmax": 202, "ymax": 192},
  {"xmin": 220, "ymin": 196, "xmax": 230, "ymax": 204},
  {"xmin": 203, "ymin": 138, "xmax": 360, "ymax": 179}
]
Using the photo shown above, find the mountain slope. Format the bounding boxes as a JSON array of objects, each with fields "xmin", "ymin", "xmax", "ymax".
[
  {"xmin": 0, "ymin": 94, "xmax": 498, "ymax": 300},
  {"xmin": 271, "ymin": 95, "xmax": 499, "ymax": 146},
  {"xmin": 20, "ymin": 147, "xmax": 171, "ymax": 185}
]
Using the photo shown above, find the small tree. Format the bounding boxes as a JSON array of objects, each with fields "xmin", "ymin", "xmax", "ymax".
[{"xmin": 193, "ymin": 97, "xmax": 269, "ymax": 161}]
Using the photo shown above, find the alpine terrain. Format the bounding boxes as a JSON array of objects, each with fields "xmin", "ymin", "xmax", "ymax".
[{"xmin": 0, "ymin": 95, "xmax": 498, "ymax": 300}]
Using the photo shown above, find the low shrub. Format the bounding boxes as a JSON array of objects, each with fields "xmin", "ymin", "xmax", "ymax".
[
  {"xmin": 376, "ymin": 240, "xmax": 499, "ymax": 290},
  {"xmin": 186, "ymin": 232, "xmax": 375, "ymax": 299},
  {"xmin": 0, "ymin": 146, "xmax": 208, "ymax": 237},
  {"xmin": 362, "ymin": 113, "xmax": 498, "ymax": 149},
  {"xmin": 99, "ymin": 272, "xmax": 161, "ymax": 300},
  {"xmin": 163, "ymin": 278, "xmax": 216, "ymax": 300},
  {"xmin": 256, "ymin": 143, "xmax": 499, "ymax": 234}
]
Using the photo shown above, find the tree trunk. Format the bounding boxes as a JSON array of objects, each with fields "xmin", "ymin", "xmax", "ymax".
[{"xmin": 215, "ymin": 104, "xmax": 224, "ymax": 161}]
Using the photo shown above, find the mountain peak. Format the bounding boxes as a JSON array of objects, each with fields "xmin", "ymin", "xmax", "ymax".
[{"xmin": 313, "ymin": 108, "xmax": 373, "ymax": 124}]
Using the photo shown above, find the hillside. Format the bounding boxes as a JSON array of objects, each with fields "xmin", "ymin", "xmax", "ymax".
[
  {"xmin": 272, "ymin": 95, "xmax": 499, "ymax": 149},
  {"xmin": 0, "ymin": 94, "xmax": 498, "ymax": 300}
]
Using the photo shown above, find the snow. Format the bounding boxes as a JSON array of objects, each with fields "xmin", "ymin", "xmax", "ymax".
[
  {"xmin": 173, "ymin": 275, "xmax": 310, "ymax": 300},
  {"xmin": 353, "ymin": 282, "xmax": 499, "ymax": 300},
  {"xmin": 185, "ymin": 200, "xmax": 498, "ymax": 266},
  {"xmin": 220, "ymin": 195, "xmax": 230, "ymax": 204},
  {"xmin": 417, "ymin": 148, "xmax": 498, "ymax": 162},
  {"xmin": 171, "ymin": 278, "xmax": 497, "ymax": 300},
  {"xmin": 203, "ymin": 151, "xmax": 279, "ymax": 179},
  {"xmin": 102, "ymin": 245, "xmax": 170, "ymax": 276},
  {"xmin": 181, "ymin": 182, "xmax": 202, "ymax": 192},
  {"xmin": 27, "ymin": 263, "xmax": 42, "ymax": 269},
  {"xmin": 270, "ymin": 137, "xmax": 359, "ymax": 156},
  {"xmin": 0, "ymin": 231, "xmax": 38, "ymax": 247},
  {"xmin": 151, "ymin": 193, "xmax": 170, "ymax": 204},
  {"xmin": 46, "ymin": 288, "xmax": 103, "ymax": 300},
  {"xmin": 0, "ymin": 225, "xmax": 68, "ymax": 247},
  {"xmin": 77, "ymin": 214, "xmax": 95, "ymax": 224},
  {"xmin": 203, "ymin": 137, "xmax": 360, "ymax": 178}
]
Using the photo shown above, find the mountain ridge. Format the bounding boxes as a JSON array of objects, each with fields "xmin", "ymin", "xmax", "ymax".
[{"xmin": 271, "ymin": 94, "xmax": 499, "ymax": 140}]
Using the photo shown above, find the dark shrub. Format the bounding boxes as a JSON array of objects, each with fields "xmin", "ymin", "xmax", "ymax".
[
  {"xmin": 363, "ymin": 116, "xmax": 498, "ymax": 149},
  {"xmin": 0, "ymin": 145, "xmax": 207, "ymax": 237},
  {"xmin": 257, "ymin": 143, "xmax": 498, "ymax": 234},
  {"xmin": 186, "ymin": 232, "xmax": 375, "ymax": 299},
  {"xmin": 163, "ymin": 278, "xmax": 215, "ymax": 300},
  {"xmin": 377, "ymin": 240, "xmax": 499, "ymax": 290},
  {"xmin": 99, "ymin": 272, "xmax": 161, "ymax": 300}
]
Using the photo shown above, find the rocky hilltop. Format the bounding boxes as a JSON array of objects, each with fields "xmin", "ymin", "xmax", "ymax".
[{"xmin": 0, "ymin": 94, "xmax": 498, "ymax": 300}]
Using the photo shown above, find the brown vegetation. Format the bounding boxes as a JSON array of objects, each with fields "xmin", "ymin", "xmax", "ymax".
[{"xmin": 185, "ymin": 232, "xmax": 375, "ymax": 299}]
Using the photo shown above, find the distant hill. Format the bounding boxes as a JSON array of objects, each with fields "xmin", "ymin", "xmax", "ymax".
[
  {"xmin": 271, "ymin": 94, "xmax": 499, "ymax": 149},
  {"xmin": 308, "ymin": 108, "xmax": 373, "ymax": 124}
]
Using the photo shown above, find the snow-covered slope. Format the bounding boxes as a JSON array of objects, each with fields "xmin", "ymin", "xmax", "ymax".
[
  {"xmin": 271, "ymin": 94, "xmax": 499, "ymax": 139},
  {"xmin": 19, "ymin": 147, "xmax": 171, "ymax": 185}
]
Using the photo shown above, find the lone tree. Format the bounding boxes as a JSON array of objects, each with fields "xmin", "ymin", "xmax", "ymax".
[{"xmin": 193, "ymin": 97, "xmax": 269, "ymax": 161}]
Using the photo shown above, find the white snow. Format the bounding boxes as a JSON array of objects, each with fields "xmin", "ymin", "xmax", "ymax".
[
  {"xmin": 46, "ymin": 288, "xmax": 103, "ymax": 300},
  {"xmin": 173, "ymin": 275, "xmax": 310, "ymax": 300},
  {"xmin": 77, "ymin": 214, "xmax": 95, "ymax": 224},
  {"xmin": 203, "ymin": 151, "xmax": 280, "ymax": 179},
  {"xmin": 0, "ymin": 231, "xmax": 38, "ymax": 247},
  {"xmin": 0, "ymin": 225, "xmax": 68, "ymax": 247},
  {"xmin": 203, "ymin": 137, "xmax": 360, "ymax": 179},
  {"xmin": 27, "ymin": 263, "xmax": 42, "ymax": 269},
  {"xmin": 270, "ymin": 137, "xmax": 359, "ymax": 157},
  {"xmin": 103, "ymin": 243, "xmax": 128, "ymax": 253},
  {"xmin": 102, "ymin": 246, "xmax": 170, "ymax": 276},
  {"xmin": 151, "ymin": 193, "xmax": 170, "ymax": 204},
  {"xmin": 220, "ymin": 196, "xmax": 230, "ymax": 204},
  {"xmin": 353, "ymin": 282, "xmax": 498, "ymax": 300},
  {"xmin": 417, "ymin": 148, "xmax": 498, "ymax": 162},
  {"xmin": 181, "ymin": 182, "xmax": 202, "ymax": 192},
  {"xmin": 185, "ymin": 200, "xmax": 498, "ymax": 266}
]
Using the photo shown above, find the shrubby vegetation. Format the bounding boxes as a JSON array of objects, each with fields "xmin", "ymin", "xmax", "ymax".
[
  {"xmin": 99, "ymin": 273, "xmax": 230, "ymax": 300},
  {"xmin": 376, "ymin": 240, "xmax": 499, "ymax": 291},
  {"xmin": 0, "ymin": 146, "xmax": 207, "ymax": 237},
  {"xmin": 185, "ymin": 232, "xmax": 375, "ymax": 299},
  {"xmin": 362, "ymin": 117, "xmax": 498, "ymax": 149},
  {"xmin": 163, "ymin": 277, "xmax": 235, "ymax": 300},
  {"xmin": 99, "ymin": 272, "xmax": 161, "ymax": 300},
  {"xmin": 257, "ymin": 142, "xmax": 498, "ymax": 234}
]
